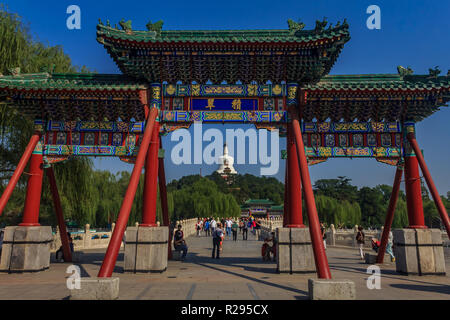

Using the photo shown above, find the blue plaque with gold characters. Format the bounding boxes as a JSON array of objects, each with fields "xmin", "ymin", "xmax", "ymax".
[{"xmin": 191, "ymin": 98, "xmax": 258, "ymax": 111}]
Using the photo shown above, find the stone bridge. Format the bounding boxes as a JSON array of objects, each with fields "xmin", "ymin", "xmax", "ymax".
[{"xmin": 0, "ymin": 219, "xmax": 449, "ymax": 300}]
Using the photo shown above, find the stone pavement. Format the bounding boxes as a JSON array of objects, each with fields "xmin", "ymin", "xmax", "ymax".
[{"xmin": 0, "ymin": 230, "xmax": 449, "ymax": 300}]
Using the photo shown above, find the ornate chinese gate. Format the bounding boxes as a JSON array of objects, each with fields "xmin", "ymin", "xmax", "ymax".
[{"xmin": 0, "ymin": 18, "xmax": 449, "ymax": 279}]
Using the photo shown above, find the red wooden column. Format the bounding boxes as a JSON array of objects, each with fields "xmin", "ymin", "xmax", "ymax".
[
  {"xmin": 291, "ymin": 109, "xmax": 332, "ymax": 279},
  {"xmin": 0, "ymin": 133, "xmax": 41, "ymax": 216},
  {"xmin": 283, "ymin": 164, "xmax": 290, "ymax": 227},
  {"xmin": 19, "ymin": 151, "xmax": 44, "ymax": 226},
  {"xmin": 158, "ymin": 136, "xmax": 172, "ymax": 259},
  {"xmin": 407, "ymin": 133, "xmax": 450, "ymax": 239},
  {"xmin": 376, "ymin": 164, "xmax": 403, "ymax": 263},
  {"xmin": 47, "ymin": 167, "xmax": 72, "ymax": 262},
  {"xmin": 98, "ymin": 107, "xmax": 158, "ymax": 278},
  {"xmin": 403, "ymin": 123, "xmax": 426, "ymax": 229},
  {"xmin": 286, "ymin": 119, "xmax": 304, "ymax": 228},
  {"xmin": 141, "ymin": 122, "xmax": 160, "ymax": 227}
]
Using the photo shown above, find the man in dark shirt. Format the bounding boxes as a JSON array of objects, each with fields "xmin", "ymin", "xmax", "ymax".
[
  {"xmin": 242, "ymin": 218, "xmax": 248, "ymax": 240},
  {"xmin": 212, "ymin": 223, "xmax": 224, "ymax": 259}
]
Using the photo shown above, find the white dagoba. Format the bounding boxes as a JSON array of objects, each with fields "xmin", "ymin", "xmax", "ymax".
[{"xmin": 216, "ymin": 143, "xmax": 237, "ymax": 175}]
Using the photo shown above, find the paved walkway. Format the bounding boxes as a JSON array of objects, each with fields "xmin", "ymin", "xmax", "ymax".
[{"xmin": 0, "ymin": 231, "xmax": 449, "ymax": 300}]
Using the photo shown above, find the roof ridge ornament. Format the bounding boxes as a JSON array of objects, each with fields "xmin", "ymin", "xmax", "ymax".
[
  {"xmin": 397, "ymin": 66, "xmax": 414, "ymax": 77},
  {"xmin": 146, "ymin": 20, "xmax": 163, "ymax": 36},
  {"xmin": 119, "ymin": 19, "xmax": 133, "ymax": 34},
  {"xmin": 428, "ymin": 66, "xmax": 441, "ymax": 78},
  {"xmin": 315, "ymin": 17, "xmax": 328, "ymax": 33},
  {"xmin": 287, "ymin": 19, "xmax": 305, "ymax": 34},
  {"xmin": 8, "ymin": 67, "xmax": 20, "ymax": 76},
  {"xmin": 40, "ymin": 64, "xmax": 56, "ymax": 74}
]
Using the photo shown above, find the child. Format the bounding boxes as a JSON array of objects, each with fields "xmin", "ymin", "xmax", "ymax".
[{"xmin": 371, "ymin": 237, "xmax": 381, "ymax": 253}]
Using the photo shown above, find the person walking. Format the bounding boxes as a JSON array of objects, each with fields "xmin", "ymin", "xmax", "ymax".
[
  {"xmin": 356, "ymin": 226, "xmax": 365, "ymax": 260},
  {"xmin": 204, "ymin": 219, "xmax": 210, "ymax": 237},
  {"xmin": 239, "ymin": 219, "xmax": 243, "ymax": 234},
  {"xmin": 226, "ymin": 218, "xmax": 232, "ymax": 239},
  {"xmin": 386, "ymin": 230, "xmax": 395, "ymax": 262},
  {"xmin": 254, "ymin": 219, "xmax": 261, "ymax": 240},
  {"xmin": 212, "ymin": 223, "xmax": 224, "ymax": 259},
  {"xmin": 231, "ymin": 219, "xmax": 238, "ymax": 241},
  {"xmin": 211, "ymin": 218, "xmax": 217, "ymax": 235},
  {"xmin": 196, "ymin": 219, "xmax": 202, "ymax": 237},
  {"xmin": 320, "ymin": 223, "xmax": 327, "ymax": 250},
  {"xmin": 242, "ymin": 218, "xmax": 248, "ymax": 240}
]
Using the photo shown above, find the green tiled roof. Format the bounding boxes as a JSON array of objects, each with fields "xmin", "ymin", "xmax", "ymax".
[
  {"xmin": 301, "ymin": 73, "xmax": 450, "ymax": 122},
  {"xmin": 96, "ymin": 20, "xmax": 350, "ymax": 84},
  {"xmin": 244, "ymin": 199, "xmax": 275, "ymax": 205},
  {"xmin": 303, "ymin": 74, "xmax": 450, "ymax": 91},
  {"xmin": 96, "ymin": 22, "xmax": 350, "ymax": 44},
  {"xmin": 0, "ymin": 73, "xmax": 148, "ymax": 91},
  {"xmin": 0, "ymin": 73, "xmax": 147, "ymax": 121},
  {"xmin": 270, "ymin": 205, "xmax": 284, "ymax": 211}
]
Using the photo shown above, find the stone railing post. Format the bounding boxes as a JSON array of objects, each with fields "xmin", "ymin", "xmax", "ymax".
[
  {"xmin": 329, "ymin": 224, "xmax": 336, "ymax": 246},
  {"xmin": 84, "ymin": 224, "xmax": 91, "ymax": 249},
  {"xmin": 353, "ymin": 225, "xmax": 358, "ymax": 247},
  {"xmin": 53, "ymin": 225, "xmax": 61, "ymax": 251}
]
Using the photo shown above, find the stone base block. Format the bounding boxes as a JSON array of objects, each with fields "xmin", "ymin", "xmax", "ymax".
[
  {"xmin": 72, "ymin": 252, "xmax": 83, "ymax": 263},
  {"xmin": 365, "ymin": 253, "xmax": 377, "ymax": 264},
  {"xmin": 365, "ymin": 253, "xmax": 394, "ymax": 264},
  {"xmin": 393, "ymin": 228, "xmax": 446, "ymax": 276},
  {"xmin": 124, "ymin": 226, "xmax": 168, "ymax": 273},
  {"xmin": 69, "ymin": 277, "xmax": 119, "ymax": 300},
  {"xmin": 0, "ymin": 226, "xmax": 52, "ymax": 273},
  {"xmin": 308, "ymin": 279, "xmax": 356, "ymax": 300},
  {"xmin": 276, "ymin": 227, "xmax": 315, "ymax": 274},
  {"xmin": 55, "ymin": 251, "xmax": 83, "ymax": 263}
]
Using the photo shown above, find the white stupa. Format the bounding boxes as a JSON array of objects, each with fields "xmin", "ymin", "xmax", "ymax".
[{"xmin": 216, "ymin": 143, "xmax": 237, "ymax": 176}]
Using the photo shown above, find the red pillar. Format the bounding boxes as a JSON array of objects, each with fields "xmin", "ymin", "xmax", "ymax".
[
  {"xmin": 19, "ymin": 152, "xmax": 44, "ymax": 226},
  {"xmin": 376, "ymin": 165, "xmax": 403, "ymax": 263},
  {"xmin": 0, "ymin": 134, "xmax": 41, "ymax": 216},
  {"xmin": 98, "ymin": 107, "xmax": 158, "ymax": 278},
  {"xmin": 286, "ymin": 122, "xmax": 304, "ymax": 228},
  {"xmin": 47, "ymin": 167, "xmax": 72, "ymax": 262},
  {"xmin": 283, "ymin": 163, "xmax": 289, "ymax": 227},
  {"xmin": 291, "ymin": 111, "xmax": 332, "ymax": 279},
  {"xmin": 158, "ymin": 136, "xmax": 172, "ymax": 259},
  {"xmin": 407, "ymin": 134, "xmax": 450, "ymax": 239},
  {"xmin": 404, "ymin": 153, "xmax": 426, "ymax": 229},
  {"xmin": 141, "ymin": 122, "xmax": 160, "ymax": 227}
]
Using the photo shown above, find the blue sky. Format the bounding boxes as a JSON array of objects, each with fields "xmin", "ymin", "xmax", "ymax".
[{"xmin": 4, "ymin": 0, "xmax": 450, "ymax": 192}]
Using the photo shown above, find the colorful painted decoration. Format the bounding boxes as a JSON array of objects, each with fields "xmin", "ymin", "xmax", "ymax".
[
  {"xmin": 325, "ymin": 134, "xmax": 335, "ymax": 147},
  {"xmin": 353, "ymin": 134, "xmax": 363, "ymax": 147},
  {"xmin": 368, "ymin": 134, "xmax": 377, "ymax": 147}
]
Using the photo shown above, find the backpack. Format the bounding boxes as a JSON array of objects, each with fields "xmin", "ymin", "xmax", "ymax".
[
  {"xmin": 356, "ymin": 231, "xmax": 364, "ymax": 242},
  {"xmin": 215, "ymin": 229, "xmax": 224, "ymax": 238}
]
